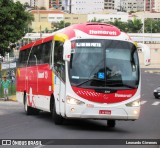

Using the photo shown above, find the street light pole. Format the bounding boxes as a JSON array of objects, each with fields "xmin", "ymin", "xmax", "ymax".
[{"xmin": 143, "ymin": 0, "xmax": 146, "ymax": 44}]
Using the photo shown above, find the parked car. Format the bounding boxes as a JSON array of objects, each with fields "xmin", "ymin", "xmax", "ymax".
[{"xmin": 153, "ymin": 87, "xmax": 160, "ymax": 99}]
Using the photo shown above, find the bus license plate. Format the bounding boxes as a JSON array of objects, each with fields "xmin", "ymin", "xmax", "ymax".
[{"xmin": 99, "ymin": 110, "xmax": 111, "ymax": 115}]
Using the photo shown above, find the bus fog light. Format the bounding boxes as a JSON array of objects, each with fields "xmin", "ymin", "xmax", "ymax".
[
  {"xmin": 126, "ymin": 99, "xmax": 140, "ymax": 107},
  {"xmin": 71, "ymin": 108, "xmax": 75, "ymax": 112},
  {"xmin": 133, "ymin": 110, "xmax": 138, "ymax": 115},
  {"xmin": 66, "ymin": 95, "xmax": 85, "ymax": 105}
]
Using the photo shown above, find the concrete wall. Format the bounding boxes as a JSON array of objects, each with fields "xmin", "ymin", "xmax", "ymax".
[{"xmin": 138, "ymin": 44, "xmax": 160, "ymax": 65}]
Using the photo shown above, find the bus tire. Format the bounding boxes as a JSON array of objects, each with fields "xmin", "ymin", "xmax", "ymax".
[
  {"xmin": 24, "ymin": 94, "xmax": 39, "ymax": 115},
  {"xmin": 107, "ymin": 120, "xmax": 116, "ymax": 128},
  {"xmin": 52, "ymin": 102, "xmax": 63, "ymax": 125}
]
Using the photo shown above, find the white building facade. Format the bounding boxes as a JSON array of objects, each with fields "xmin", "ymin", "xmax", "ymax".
[
  {"xmin": 121, "ymin": 0, "xmax": 144, "ymax": 12},
  {"xmin": 154, "ymin": 0, "xmax": 160, "ymax": 12},
  {"xmin": 67, "ymin": 0, "xmax": 104, "ymax": 14},
  {"xmin": 88, "ymin": 12, "xmax": 129, "ymax": 22},
  {"xmin": 104, "ymin": 0, "xmax": 115, "ymax": 11}
]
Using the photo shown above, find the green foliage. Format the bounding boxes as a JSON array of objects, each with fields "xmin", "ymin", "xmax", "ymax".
[
  {"xmin": 109, "ymin": 18, "xmax": 142, "ymax": 33},
  {"xmin": 90, "ymin": 17, "xmax": 103, "ymax": 23},
  {"xmin": 109, "ymin": 19, "xmax": 129, "ymax": 32},
  {"xmin": 40, "ymin": 7, "xmax": 46, "ymax": 10},
  {"xmin": 127, "ymin": 17, "xmax": 143, "ymax": 33},
  {"xmin": 0, "ymin": 0, "xmax": 34, "ymax": 56},
  {"xmin": 144, "ymin": 18, "xmax": 160, "ymax": 33},
  {"xmin": 53, "ymin": 21, "xmax": 71, "ymax": 31}
]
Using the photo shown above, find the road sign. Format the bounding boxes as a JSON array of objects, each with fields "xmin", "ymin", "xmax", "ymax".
[{"xmin": 1, "ymin": 62, "xmax": 16, "ymax": 70}]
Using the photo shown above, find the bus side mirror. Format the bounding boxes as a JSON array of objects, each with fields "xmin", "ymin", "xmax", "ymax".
[
  {"xmin": 137, "ymin": 43, "xmax": 151, "ymax": 66},
  {"xmin": 63, "ymin": 40, "xmax": 71, "ymax": 61}
]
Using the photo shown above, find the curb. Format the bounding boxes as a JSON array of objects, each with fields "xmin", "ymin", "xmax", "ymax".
[
  {"xmin": 10, "ymin": 95, "xmax": 17, "ymax": 101},
  {"xmin": 144, "ymin": 70, "xmax": 160, "ymax": 74},
  {"xmin": 0, "ymin": 95, "xmax": 17, "ymax": 102}
]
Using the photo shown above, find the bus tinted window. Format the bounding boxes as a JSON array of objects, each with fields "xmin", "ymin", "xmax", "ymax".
[
  {"xmin": 18, "ymin": 48, "xmax": 31, "ymax": 67},
  {"xmin": 28, "ymin": 41, "xmax": 52, "ymax": 66}
]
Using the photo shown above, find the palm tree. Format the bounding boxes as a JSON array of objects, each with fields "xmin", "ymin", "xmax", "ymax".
[
  {"xmin": 127, "ymin": 17, "xmax": 143, "ymax": 33},
  {"xmin": 109, "ymin": 19, "xmax": 128, "ymax": 32}
]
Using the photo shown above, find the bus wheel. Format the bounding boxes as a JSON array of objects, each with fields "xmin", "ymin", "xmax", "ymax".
[
  {"xmin": 52, "ymin": 103, "xmax": 63, "ymax": 125},
  {"xmin": 24, "ymin": 95, "xmax": 39, "ymax": 115},
  {"xmin": 107, "ymin": 120, "xmax": 116, "ymax": 128}
]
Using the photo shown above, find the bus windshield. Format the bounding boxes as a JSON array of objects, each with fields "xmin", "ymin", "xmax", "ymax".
[{"xmin": 69, "ymin": 39, "xmax": 139, "ymax": 89}]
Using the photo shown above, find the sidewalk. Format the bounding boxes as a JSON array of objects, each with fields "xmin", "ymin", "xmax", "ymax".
[
  {"xmin": 140, "ymin": 64, "xmax": 160, "ymax": 69},
  {"xmin": 0, "ymin": 95, "xmax": 17, "ymax": 102}
]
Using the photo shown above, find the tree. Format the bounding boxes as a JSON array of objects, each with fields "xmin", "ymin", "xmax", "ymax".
[
  {"xmin": 127, "ymin": 17, "xmax": 143, "ymax": 33},
  {"xmin": 40, "ymin": 7, "xmax": 46, "ymax": 10},
  {"xmin": 109, "ymin": 19, "xmax": 128, "ymax": 32},
  {"xmin": 90, "ymin": 17, "xmax": 102, "ymax": 23},
  {"xmin": 0, "ymin": 0, "xmax": 34, "ymax": 56},
  {"xmin": 53, "ymin": 21, "xmax": 71, "ymax": 31},
  {"xmin": 145, "ymin": 18, "xmax": 160, "ymax": 33}
]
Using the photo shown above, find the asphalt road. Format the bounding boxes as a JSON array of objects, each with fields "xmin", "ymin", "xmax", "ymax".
[{"xmin": 0, "ymin": 69, "xmax": 160, "ymax": 148}]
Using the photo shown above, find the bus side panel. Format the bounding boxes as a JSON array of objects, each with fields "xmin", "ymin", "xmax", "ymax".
[
  {"xmin": 16, "ymin": 67, "xmax": 27, "ymax": 103},
  {"xmin": 26, "ymin": 64, "xmax": 53, "ymax": 112}
]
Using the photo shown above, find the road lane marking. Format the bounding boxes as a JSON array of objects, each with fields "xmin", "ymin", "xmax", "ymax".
[
  {"xmin": 140, "ymin": 101, "xmax": 147, "ymax": 105},
  {"xmin": 152, "ymin": 101, "xmax": 160, "ymax": 106}
]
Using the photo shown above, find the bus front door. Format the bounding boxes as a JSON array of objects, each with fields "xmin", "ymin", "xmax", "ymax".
[{"xmin": 54, "ymin": 72, "xmax": 65, "ymax": 117}]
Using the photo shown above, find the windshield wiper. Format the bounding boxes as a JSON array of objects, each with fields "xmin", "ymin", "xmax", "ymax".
[
  {"xmin": 106, "ymin": 83, "xmax": 137, "ymax": 89},
  {"xmin": 75, "ymin": 78, "xmax": 105, "ymax": 87}
]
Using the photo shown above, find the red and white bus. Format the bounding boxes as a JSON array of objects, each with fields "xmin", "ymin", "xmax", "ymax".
[{"xmin": 16, "ymin": 23, "xmax": 150, "ymax": 127}]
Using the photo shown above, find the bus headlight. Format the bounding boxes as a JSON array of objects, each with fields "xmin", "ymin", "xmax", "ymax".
[
  {"xmin": 126, "ymin": 99, "xmax": 140, "ymax": 107},
  {"xmin": 66, "ymin": 96, "xmax": 85, "ymax": 105}
]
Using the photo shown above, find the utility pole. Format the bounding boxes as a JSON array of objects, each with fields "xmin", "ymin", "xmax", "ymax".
[
  {"xmin": 143, "ymin": 0, "xmax": 146, "ymax": 44},
  {"xmin": 69, "ymin": 0, "xmax": 71, "ymax": 13}
]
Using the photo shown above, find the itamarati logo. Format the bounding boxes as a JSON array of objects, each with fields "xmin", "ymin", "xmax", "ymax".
[{"xmin": 89, "ymin": 30, "xmax": 117, "ymax": 36}]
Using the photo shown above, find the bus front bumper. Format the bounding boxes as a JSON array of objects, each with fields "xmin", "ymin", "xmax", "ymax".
[{"xmin": 65, "ymin": 104, "xmax": 140, "ymax": 120}]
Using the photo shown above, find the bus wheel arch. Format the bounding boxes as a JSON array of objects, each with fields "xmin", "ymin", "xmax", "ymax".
[
  {"xmin": 23, "ymin": 91, "xmax": 39, "ymax": 115},
  {"xmin": 50, "ymin": 94, "xmax": 63, "ymax": 125}
]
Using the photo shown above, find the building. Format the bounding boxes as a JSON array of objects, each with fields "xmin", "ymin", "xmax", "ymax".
[
  {"xmin": 31, "ymin": 10, "xmax": 64, "ymax": 32},
  {"xmin": 66, "ymin": 0, "xmax": 104, "ymax": 14},
  {"xmin": 88, "ymin": 12, "xmax": 129, "ymax": 22},
  {"xmin": 115, "ymin": 0, "xmax": 121, "ymax": 10},
  {"xmin": 49, "ymin": 0, "xmax": 62, "ymax": 9},
  {"xmin": 64, "ymin": 14, "xmax": 87, "ymax": 24},
  {"xmin": 154, "ymin": 0, "xmax": 160, "ymax": 12},
  {"xmin": 121, "ymin": 0, "xmax": 144, "ymax": 12},
  {"xmin": 132, "ymin": 11, "xmax": 160, "ymax": 20},
  {"xmin": 104, "ymin": 0, "xmax": 115, "ymax": 11},
  {"xmin": 145, "ymin": 0, "xmax": 154, "ymax": 12}
]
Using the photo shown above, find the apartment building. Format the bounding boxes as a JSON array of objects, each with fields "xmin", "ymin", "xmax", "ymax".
[
  {"xmin": 104, "ymin": 0, "xmax": 115, "ymax": 11},
  {"xmin": 145, "ymin": 0, "xmax": 154, "ymax": 12},
  {"xmin": 154, "ymin": 0, "xmax": 160, "ymax": 12},
  {"xmin": 121, "ymin": 0, "xmax": 144, "ymax": 12},
  {"xmin": 31, "ymin": 10, "xmax": 64, "ymax": 32},
  {"xmin": 49, "ymin": 0, "xmax": 62, "ymax": 9},
  {"xmin": 150, "ymin": 0, "xmax": 160, "ymax": 12},
  {"xmin": 65, "ymin": 0, "xmax": 104, "ymax": 14}
]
